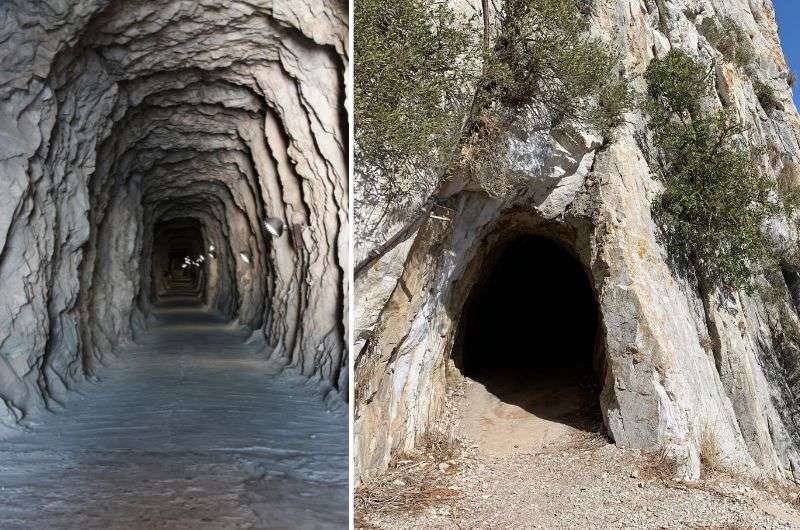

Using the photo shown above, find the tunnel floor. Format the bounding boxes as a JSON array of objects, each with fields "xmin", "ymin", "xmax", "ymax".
[
  {"xmin": 457, "ymin": 365, "xmax": 602, "ymax": 457},
  {"xmin": 454, "ymin": 236, "xmax": 603, "ymax": 457},
  {"xmin": 0, "ymin": 301, "xmax": 347, "ymax": 529}
]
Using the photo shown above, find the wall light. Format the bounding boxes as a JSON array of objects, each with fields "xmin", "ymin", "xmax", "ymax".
[
  {"xmin": 183, "ymin": 255, "xmax": 204, "ymax": 268},
  {"xmin": 263, "ymin": 217, "xmax": 285, "ymax": 238}
]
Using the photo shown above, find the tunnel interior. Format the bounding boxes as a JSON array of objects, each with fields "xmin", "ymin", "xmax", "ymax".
[
  {"xmin": 0, "ymin": 0, "xmax": 350, "ymax": 423},
  {"xmin": 0, "ymin": 2, "xmax": 349, "ymax": 525},
  {"xmin": 454, "ymin": 234, "xmax": 603, "ymax": 432},
  {"xmin": 150, "ymin": 218, "xmax": 208, "ymax": 304}
]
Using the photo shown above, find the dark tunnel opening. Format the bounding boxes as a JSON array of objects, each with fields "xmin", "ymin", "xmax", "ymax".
[
  {"xmin": 455, "ymin": 235, "xmax": 603, "ymax": 435},
  {"xmin": 151, "ymin": 218, "xmax": 207, "ymax": 304}
]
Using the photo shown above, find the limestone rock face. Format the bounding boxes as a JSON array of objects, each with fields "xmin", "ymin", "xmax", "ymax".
[
  {"xmin": 354, "ymin": 0, "xmax": 800, "ymax": 482},
  {"xmin": 0, "ymin": 0, "xmax": 349, "ymax": 427}
]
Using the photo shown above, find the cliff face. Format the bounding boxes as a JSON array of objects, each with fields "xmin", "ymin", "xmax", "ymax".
[
  {"xmin": 354, "ymin": 0, "xmax": 800, "ymax": 482},
  {"xmin": 0, "ymin": 0, "xmax": 349, "ymax": 427}
]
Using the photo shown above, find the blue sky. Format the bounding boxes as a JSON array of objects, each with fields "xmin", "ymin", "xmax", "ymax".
[{"xmin": 774, "ymin": 0, "xmax": 800, "ymax": 106}]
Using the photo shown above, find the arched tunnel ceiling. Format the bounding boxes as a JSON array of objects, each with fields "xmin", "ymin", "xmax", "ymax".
[{"xmin": 0, "ymin": 0, "xmax": 349, "ymax": 423}]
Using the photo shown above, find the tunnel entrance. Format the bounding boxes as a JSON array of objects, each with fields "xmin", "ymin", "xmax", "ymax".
[
  {"xmin": 151, "ymin": 218, "xmax": 207, "ymax": 304},
  {"xmin": 453, "ymin": 235, "xmax": 603, "ymax": 455}
]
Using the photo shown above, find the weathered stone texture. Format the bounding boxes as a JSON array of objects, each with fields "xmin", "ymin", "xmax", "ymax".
[{"xmin": 0, "ymin": 0, "xmax": 349, "ymax": 428}]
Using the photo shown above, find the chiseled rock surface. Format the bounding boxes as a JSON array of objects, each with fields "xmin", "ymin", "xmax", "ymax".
[
  {"xmin": 354, "ymin": 0, "xmax": 800, "ymax": 483},
  {"xmin": 0, "ymin": 303, "xmax": 348, "ymax": 528},
  {"xmin": 0, "ymin": 0, "xmax": 349, "ymax": 428}
]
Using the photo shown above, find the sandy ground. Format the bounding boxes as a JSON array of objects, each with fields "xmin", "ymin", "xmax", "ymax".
[
  {"xmin": 357, "ymin": 372, "xmax": 800, "ymax": 529},
  {"xmin": 458, "ymin": 366, "xmax": 601, "ymax": 458},
  {"xmin": 0, "ymin": 300, "xmax": 348, "ymax": 529}
]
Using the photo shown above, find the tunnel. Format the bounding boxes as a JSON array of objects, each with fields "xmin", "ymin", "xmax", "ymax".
[
  {"xmin": 454, "ymin": 235, "xmax": 603, "ymax": 448},
  {"xmin": 0, "ymin": 1, "xmax": 348, "ymax": 526},
  {"xmin": 150, "ymin": 218, "xmax": 208, "ymax": 302}
]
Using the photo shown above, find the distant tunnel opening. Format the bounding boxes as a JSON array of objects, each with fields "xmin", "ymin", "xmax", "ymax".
[
  {"xmin": 151, "ymin": 218, "xmax": 207, "ymax": 303},
  {"xmin": 454, "ymin": 235, "xmax": 603, "ymax": 442}
]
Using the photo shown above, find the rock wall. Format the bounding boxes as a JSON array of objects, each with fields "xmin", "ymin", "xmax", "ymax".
[
  {"xmin": 354, "ymin": 0, "xmax": 800, "ymax": 483},
  {"xmin": 0, "ymin": 0, "xmax": 349, "ymax": 429}
]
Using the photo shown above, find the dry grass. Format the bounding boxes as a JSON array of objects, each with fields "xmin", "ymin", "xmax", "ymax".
[
  {"xmin": 699, "ymin": 424, "xmax": 721, "ymax": 472},
  {"xmin": 754, "ymin": 474, "xmax": 800, "ymax": 509},
  {"xmin": 638, "ymin": 448, "xmax": 681, "ymax": 482},
  {"xmin": 354, "ymin": 431, "xmax": 463, "ymax": 526},
  {"xmin": 456, "ymin": 113, "xmax": 524, "ymax": 199}
]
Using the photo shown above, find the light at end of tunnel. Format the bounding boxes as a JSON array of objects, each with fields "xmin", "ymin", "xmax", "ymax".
[{"xmin": 263, "ymin": 217, "xmax": 285, "ymax": 238}]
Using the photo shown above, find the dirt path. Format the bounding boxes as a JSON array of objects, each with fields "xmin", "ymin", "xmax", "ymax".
[
  {"xmin": 0, "ymin": 301, "xmax": 348, "ymax": 529},
  {"xmin": 458, "ymin": 369, "xmax": 600, "ymax": 458},
  {"xmin": 357, "ymin": 377, "xmax": 800, "ymax": 529}
]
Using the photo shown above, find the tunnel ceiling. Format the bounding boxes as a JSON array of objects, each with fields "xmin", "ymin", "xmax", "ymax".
[{"xmin": 0, "ymin": 0, "xmax": 349, "ymax": 423}]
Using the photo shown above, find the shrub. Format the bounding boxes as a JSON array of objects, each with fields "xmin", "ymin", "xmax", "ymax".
[
  {"xmin": 354, "ymin": 0, "xmax": 478, "ymax": 198},
  {"xmin": 591, "ymin": 80, "xmax": 634, "ymax": 134},
  {"xmin": 487, "ymin": 0, "xmax": 623, "ymax": 128},
  {"xmin": 459, "ymin": 0, "xmax": 631, "ymax": 194},
  {"xmin": 754, "ymin": 79, "xmax": 779, "ymax": 111},
  {"xmin": 456, "ymin": 112, "xmax": 523, "ymax": 198},
  {"xmin": 355, "ymin": 0, "xmax": 632, "ymax": 205},
  {"xmin": 698, "ymin": 423, "xmax": 721, "ymax": 472},
  {"xmin": 645, "ymin": 51, "xmax": 781, "ymax": 290},
  {"xmin": 700, "ymin": 16, "xmax": 755, "ymax": 70},
  {"xmin": 645, "ymin": 49, "xmax": 710, "ymax": 116}
]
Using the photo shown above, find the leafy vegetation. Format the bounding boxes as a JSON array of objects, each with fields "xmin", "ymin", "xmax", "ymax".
[
  {"xmin": 699, "ymin": 16, "xmax": 755, "ymax": 70},
  {"xmin": 645, "ymin": 50, "xmax": 782, "ymax": 290},
  {"xmin": 592, "ymin": 80, "xmax": 634, "ymax": 133},
  {"xmin": 753, "ymin": 79, "xmax": 778, "ymax": 111},
  {"xmin": 355, "ymin": 0, "xmax": 631, "ymax": 202},
  {"xmin": 354, "ymin": 0, "xmax": 478, "ymax": 198},
  {"xmin": 484, "ymin": 0, "xmax": 621, "ymax": 125},
  {"xmin": 458, "ymin": 0, "xmax": 631, "ymax": 195}
]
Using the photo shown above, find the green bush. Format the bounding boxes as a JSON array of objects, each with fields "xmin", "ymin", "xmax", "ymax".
[
  {"xmin": 753, "ymin": 79, "xmax": 778, "ymax": 111},
  {"xmin": 459, "ymin": 0, "xmax": 631, "ymax": 193},
  {"xmin": 355, "ymin": 0, "xmax": 631, "ymax": 202},
  {"xmin": 487, "ymin": 0, "xmax": 626, "ymax": 128},
  {"xmin": 700, "ymin": 16, "xmax": 755, "ymax": 70},
  {"xmin": 354, "ymin": 0, "xmax": 477, "ymax": 196},
  {"xmin": 591, "ymin": 80, "xmax": 634, "ymax": 134},
  {"xmin": 645, "ymin": 49, "xmax": 710, "ymax": 116},
  {"xmin": 646, "ymin": 50, "xmax": 780, "ymax": 290}
]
